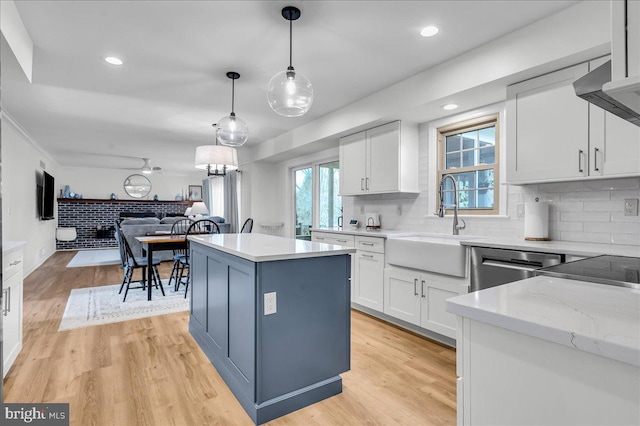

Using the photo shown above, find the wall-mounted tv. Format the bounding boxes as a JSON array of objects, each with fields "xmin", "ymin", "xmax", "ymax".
[{"xmin": 40, "ymin": 170, "xmax": 55, "ymax": 220}]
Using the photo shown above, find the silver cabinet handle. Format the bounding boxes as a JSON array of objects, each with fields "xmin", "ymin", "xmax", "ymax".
[
  {"xmin": 316, "ymin": 237, "xmax": 325, "ymax": 240},
  {"xmin": 365, "ymin": 177, "xmax": 369, "ymax": 190},
  {"xmin": 361, "ymin": 178, "xmax": 364, "ymax": 191},
  {"xmin": 337, "ymin": 239, "xmax": 348, "ymax": 243},
  {"xmin": 9, "ymin": 260, "xmax": 21, "ymax": 266},
  {"xmin": 361, "ymin": 254, "xmax": 374, "ymax": 258},
  {"xmin": 2, "ymin": 289, "xmax": 6, "ymax": 316},
  {"xmin": 421, "ymin": 280, "xmax": 426, "ymax": 298},
  {"xmin": 360, "ymin": 242, "xmax": 375, "ymax": 246},
  {"xmin": 594, "ymin": 147, "xmax": 600, "ymax": 172},
  {"xmin": 414, "ymin": 279, "xmax": 418, "ymax": 296},
  {"xmin": 7, "ymin": 286, "xmax": 10, "ymax": 314},
  {"xmin": 578, "ymin": 149, "xmax": 584, "ymax": 173}
]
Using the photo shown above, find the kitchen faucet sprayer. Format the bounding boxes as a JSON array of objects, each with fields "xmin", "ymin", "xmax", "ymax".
[{"xmin": 438, "ymin": 174, "xmax": 466, "ymax": 235}]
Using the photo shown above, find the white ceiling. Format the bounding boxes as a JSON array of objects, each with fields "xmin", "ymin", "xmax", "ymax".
[{"xmin": 2, "ymin": 0, "xmax": 577, "ymax": 174}]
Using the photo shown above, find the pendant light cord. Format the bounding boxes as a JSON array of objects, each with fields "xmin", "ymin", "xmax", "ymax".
[
  {"xmin": 231, "ymin": 77, "xmax": 235, "ymax": 115},
  {"xmin": 289, "ymin": 17, "xmax": 293, "ymax": 69}
]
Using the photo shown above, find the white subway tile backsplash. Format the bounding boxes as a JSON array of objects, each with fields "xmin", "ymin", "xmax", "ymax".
[
  {"xmin": 538, "ymin": 181, "xmax": 584, "ymax": 193},
  {"xmin": 560, "ymin": 191, "xmax": 611, "ymax": 202},
  {"xmin": 549, "ymin": 201, "xmax": 583, "ymax": 212},
  {"xmin": 610, "ymin": 233, "xmax": 640, "ymax": 246},
  {"xmin": 560, "ymin": 231, "xmax": 612, "ymax": 244},
  {"xmin": 584, "ymin": 222, "xmax": 638, "ymax": 234},
  {"xmin": 549, "ymin": 221, "xmax": 584, "ymax": 232},
  {"xmin": 560, "ymin": 211, "xmax": 611, "ymax": 222},
  {"xmin": 583, "ymin": 200, "xmax": 621, "ymax": 212},
  {"xmin": 611, "ymin": 189, "xmax": 640, "ymax": 200}
]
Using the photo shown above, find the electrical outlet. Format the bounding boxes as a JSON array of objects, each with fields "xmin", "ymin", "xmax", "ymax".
[
  {"xmin": 624, "ymin": 199, "xmax": 639, "ymax": 216},
  {"xmin": 397, "ymin": 204, "xmax": 402, "ymax": 216},
  {"xmin": 264, "ymin": 292, "xmax": 277, "ymax": 315},
  {"xmin": 516, "ymin": 203, "xmax": 525, "ymax": 218}
]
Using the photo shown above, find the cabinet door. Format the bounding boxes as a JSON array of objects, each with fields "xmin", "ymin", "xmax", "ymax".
[
  {"xmin": 384, "ymin": 268, "xmax": 420, "ymax": 325},
  {"xmin": 367, "ymin": 122, "xmax": 400, "ymax": 193},
  {"xmin": 3, "ymin": 272, "xmax": 22, "ymax": 377},
  {"xmin": 507, "ymin": 63, "xmax": 590, "ymax": 183},
  {"xmin": 339, "ymin": 131, "xmax": 367, "ymax": 195},
  {"xmin": 354, "ymin": 251, "xmax": 384, "ymax": 311},
  {"xmin": 419, "ymin": 274, "xmax": 465, "ymax": 339}
]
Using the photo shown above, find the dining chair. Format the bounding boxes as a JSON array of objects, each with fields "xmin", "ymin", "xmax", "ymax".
[
  {"xmin": 167, "ymin": 218, "xmax": 194, "ymax": 290},
  {"xmin": 116, "ymin": 223, "xmax": 165, "ymax": 302},
  {"xmin": 177, "ymin": 219, "xmax": 220, "ymax": 298},
  {"xmin": 240, "ymin": 218, "xmax": 254, "ymax": 233}
]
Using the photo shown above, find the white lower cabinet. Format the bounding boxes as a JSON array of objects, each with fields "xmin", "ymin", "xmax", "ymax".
[
  {"xmin": 3, "ymin": 247, "xmax": 24, "ymax": 378},
  {"xmin": 384, "ymin": 266, "xmax": 468, "ymax": 339},
  {"xmin": 353, "ymin": 236, "xmax": 385, "ymax": 311}
]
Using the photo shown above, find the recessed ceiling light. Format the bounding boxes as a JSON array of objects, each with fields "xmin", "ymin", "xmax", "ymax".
[
  {"xmin": 420, "ymin": 26, "xmax": 439, "ymax": 37},
  {"xmin": 104, "ymin": 56, "xmax": 123, "ymax": 65},
  {"xmin": 442, "ymin": 104, "xmax": 458, "ymax": 110}
]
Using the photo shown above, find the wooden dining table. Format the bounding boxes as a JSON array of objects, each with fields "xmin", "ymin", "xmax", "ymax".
[{"xmin": 135, "ymin": 235, "xmax": 187, "ymax": 301}]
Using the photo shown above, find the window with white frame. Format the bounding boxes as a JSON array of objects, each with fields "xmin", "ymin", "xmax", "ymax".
[
  {"xmin": 293, "ymin": 160, "xmax": 341, "ymax": 240},
  {"xmin": 437, "ymin": 114, "xmax": 499, "ymax": 215}
]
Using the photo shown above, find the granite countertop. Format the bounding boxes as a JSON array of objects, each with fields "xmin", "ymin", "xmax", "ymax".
[
  {"xmin": 3, "ymin": 241, "xmax": 27, "ymax": 254},
  {"xmin": 447, "ymin": 276, "xmax": 640, "ymax": 367},
  {"xmin": 188, "ymin": 233, "xmax": 356, "ymax": 262}
]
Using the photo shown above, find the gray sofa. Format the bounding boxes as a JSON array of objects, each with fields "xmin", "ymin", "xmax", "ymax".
[{"xmin": 119, "ymin": 216, "xmax": 230, "ymax": 261}]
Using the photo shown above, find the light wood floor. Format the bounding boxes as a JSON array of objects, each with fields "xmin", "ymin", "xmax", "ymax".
[{"xmin": 3, "ymin": 251, "xmax": 457, "ymax": 425}]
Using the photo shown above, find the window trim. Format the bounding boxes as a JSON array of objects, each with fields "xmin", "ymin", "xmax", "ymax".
[{"xmin": 435, "ymin": 112, "xmax": 501, "ymax": 216}]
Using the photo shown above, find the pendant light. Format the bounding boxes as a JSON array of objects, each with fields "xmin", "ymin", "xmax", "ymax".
[
  {"xmin": 267, "ymin": 6, "xmax": 314, "ymax": 117},
  {"xmin": 195, "ymin": 142, "xmax": 238, "ymax": 177},
  {"xmin": 217, "ymin": 71, "xmax": 249, "ymax": 147}
]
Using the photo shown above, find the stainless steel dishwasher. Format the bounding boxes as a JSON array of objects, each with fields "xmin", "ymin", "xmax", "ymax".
[{"xmin": 470, "ymin": 246, "xmax": 565, "ymax": 292}]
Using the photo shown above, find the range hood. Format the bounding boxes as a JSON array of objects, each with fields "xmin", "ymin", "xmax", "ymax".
[{"xmin": 573, "ymin": 60, "xmax": 640, "ymax": 127}]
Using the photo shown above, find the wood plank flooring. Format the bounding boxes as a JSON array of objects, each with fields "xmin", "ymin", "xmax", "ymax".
[{"xmin": 3, "ymin": 251, "xmax": 456, "ymax": 425}]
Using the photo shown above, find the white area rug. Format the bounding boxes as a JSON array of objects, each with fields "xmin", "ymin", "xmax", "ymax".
[
  {"xmin": 66, "ymin": 249, "xmax": 121, "ymax": 268},
  {"xmin": 59, "ymin": 280, "xmax": 189, "ymax": 331}
]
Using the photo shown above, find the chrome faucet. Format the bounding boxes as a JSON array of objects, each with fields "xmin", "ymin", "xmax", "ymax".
[{"xmin": 438, "ymin": 174, "xmax": 466, "ymax": 235}]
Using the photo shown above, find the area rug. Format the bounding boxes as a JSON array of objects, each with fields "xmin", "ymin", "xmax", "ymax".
[
  {"xmin": 58, "ymin": 280, "xmax": 189, "ymax": 331},
  {"xmin": 66, "ymin": 249, "xmax": 121, "ymax": 268}
]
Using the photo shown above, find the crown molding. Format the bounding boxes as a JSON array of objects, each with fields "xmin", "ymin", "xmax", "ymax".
[{"xmin": 1, "ymin": 108, "xmax": 60, "ymax": 169}]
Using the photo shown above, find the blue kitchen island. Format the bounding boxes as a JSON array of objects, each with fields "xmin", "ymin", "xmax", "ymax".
[{"xmin": 187, "ymin": 233, "xmax": 355, "ymax": 424}]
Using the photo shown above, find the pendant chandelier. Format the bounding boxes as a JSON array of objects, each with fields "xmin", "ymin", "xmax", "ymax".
[
  {"xmin": 194, "ymin": 143, "xmax": 238, "ymax": 177},
  {"xmin": 266, "ymin": 6, "xmax": 314, "ymax": 117},
  {"xmin": 217, "ymin": 71, "xmax": 249, "ymax": 147}
]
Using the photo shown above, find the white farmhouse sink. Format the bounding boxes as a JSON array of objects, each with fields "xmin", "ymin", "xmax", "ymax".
[{"xmin": 386, "ymin": 234, "xmax": 483, "ymax": 277}]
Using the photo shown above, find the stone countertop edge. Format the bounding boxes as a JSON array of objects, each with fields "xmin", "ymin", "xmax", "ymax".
[
  {"xmin": 3, "ymin": 241, "xmax": 28, "ymax": 254},
  {"xmin": 447, "ymin": 276, "xmax": 640, "ymax": 367},
  {"xmin": 311, "ymin": 228, "xmax": 640, "ymax": 257},
  {"xmin": 188, "ymin": 233, "xmax": 356, "ymax": 263}
]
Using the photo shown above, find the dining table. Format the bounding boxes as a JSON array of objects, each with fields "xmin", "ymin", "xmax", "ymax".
[{"xmin": 135, "ymin": 234, "xmax": 187, "ymax": 301}]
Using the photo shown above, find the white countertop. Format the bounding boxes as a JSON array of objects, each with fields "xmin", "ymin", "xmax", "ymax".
[
  {"xmin": 447, "ymin": 276, "xmax": 640, "ymax": 367},
  {"xmin": 3, "ymin": 241, "xmax": 27, "ymax": 254},
  {"xmin": 189, "ymin": 233, "xmax": 356, "ymax": 262},
  {"xmin": 313, "ymin": 228, "xmax": 640, "ymax": 257}
]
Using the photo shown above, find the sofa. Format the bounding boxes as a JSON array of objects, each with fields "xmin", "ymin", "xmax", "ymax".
[{"xmin": 119, "ymin": 216, "xmax": 230, "ymax": 261}]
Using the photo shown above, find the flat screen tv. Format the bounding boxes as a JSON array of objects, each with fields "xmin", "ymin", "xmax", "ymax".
[{"xmin": 41, "ymin": 171, "xmax": 55, "ymax": 220}]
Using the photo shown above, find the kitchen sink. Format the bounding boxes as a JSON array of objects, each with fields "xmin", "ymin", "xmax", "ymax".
[{"xmin": 386, "ymin": 234, "xmax": 483, "ymax": 277}]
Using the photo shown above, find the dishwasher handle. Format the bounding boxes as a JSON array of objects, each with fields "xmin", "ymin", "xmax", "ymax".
[{"xmin": 481, "ymin": 259, "xmax": 542, "ymax": 272}]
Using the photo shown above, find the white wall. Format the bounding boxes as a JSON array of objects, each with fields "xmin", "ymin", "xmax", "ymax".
[
  {"xmin": 2, "ymin": 114, "xmax": 59, "ymax": 276},
  {"xmin": 57, "ymin": 167, "xmax": 202, "ymax": 201},
  {"xmin": 243, "ymin": 161, "xmax": 286, "ymax": 236}
]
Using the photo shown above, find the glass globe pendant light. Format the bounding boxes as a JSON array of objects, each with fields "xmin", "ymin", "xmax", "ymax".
[
  {"xmin": 217, "ymin": 71, "xmax": 249, "ymax": 147},
  {"xmin": 267, "ymin": 6, "xmax": 314, "ymax": 117}
]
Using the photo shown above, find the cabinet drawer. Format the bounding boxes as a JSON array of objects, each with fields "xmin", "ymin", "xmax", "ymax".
[
  {"xmin": 312, "ymin": 232, "xmax": 355, "ymax": 247},
  {"xmin": 355, "ymin": 236, "xmax": 384, "ymax": 253},
  {"xmin": 3, "ymin": 250, "xmax": 24, "ymax": 279}
]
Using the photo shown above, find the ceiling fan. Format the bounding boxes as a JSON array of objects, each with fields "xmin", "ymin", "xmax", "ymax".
[{"xmin": 118, "ymin": 157, "xmax": 162, "ymax": 174}]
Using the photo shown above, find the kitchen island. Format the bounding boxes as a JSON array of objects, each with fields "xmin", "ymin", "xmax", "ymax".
[
  {"xmin": 187, "ymin": 233, "xmax": 355, "ymax": 424},
  {"xmin": 447, "ymin": 276, "xmax": 640, "ymax": 425}
]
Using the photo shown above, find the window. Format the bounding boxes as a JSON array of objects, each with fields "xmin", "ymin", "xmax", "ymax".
[
  {"xmin": 437, "ymin": 115, "xmax": 499, "ymax": 215},
  {"xmin": 293, "ymin": 160, "xmax": 342, "ymax": 240}
]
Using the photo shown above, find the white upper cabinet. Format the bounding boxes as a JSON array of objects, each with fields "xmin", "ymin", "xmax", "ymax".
[
  {"xmin": 506, "ymin": 63, "xmax": 590, "ymax": 183},
  {"xmin": 507, "ymin": 59, "xmax": 640, "ymax": 184},
  {"xmin": 339, "ymin": 121, "xmax": 419, "ymax": 195}
]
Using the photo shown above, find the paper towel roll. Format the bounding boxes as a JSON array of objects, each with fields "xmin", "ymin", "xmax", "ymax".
[{"xmin": 524, "ymin": 201, "xmax": 550, "ymax": 241}]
